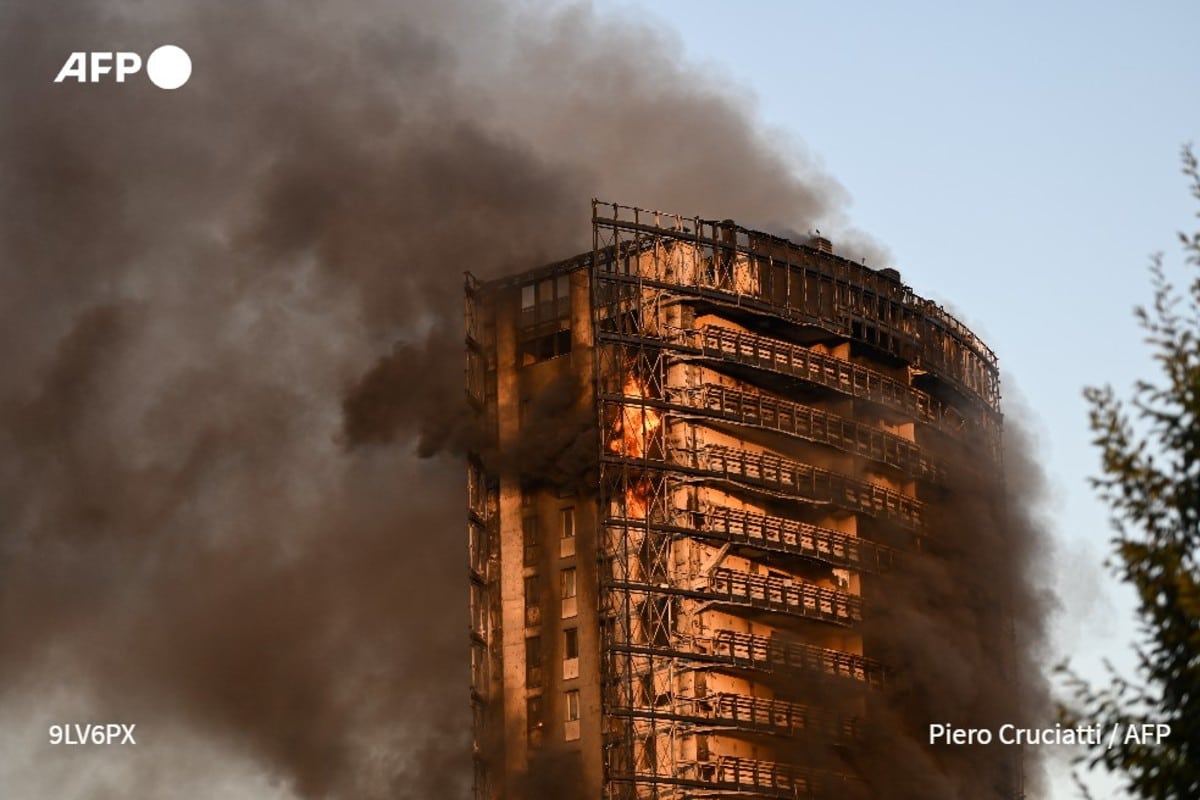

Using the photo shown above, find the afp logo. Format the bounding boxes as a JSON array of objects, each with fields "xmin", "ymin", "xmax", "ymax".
[{"xmin": 54, "ymin": 45, "xmax": 191, "ymax": 90}]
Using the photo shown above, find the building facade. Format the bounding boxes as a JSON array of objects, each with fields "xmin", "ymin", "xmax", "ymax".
[{"xmin": 465, "ymin": 202, "xmax": 1008, "ymax": 799}]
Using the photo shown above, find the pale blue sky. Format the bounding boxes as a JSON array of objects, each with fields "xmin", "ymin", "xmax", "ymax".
[{"xmin": 596, "ymin": 1, "xmax": 1200, "ymax": 796}]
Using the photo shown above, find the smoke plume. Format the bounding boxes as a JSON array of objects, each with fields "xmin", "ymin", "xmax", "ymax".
[
  {"xmin": 0, "ymin": 1, "xmax": 1049, "ymax": 798},
  {"xmin": 848, "ymin": 414, "xmax": 1055, "ymax": 798}
]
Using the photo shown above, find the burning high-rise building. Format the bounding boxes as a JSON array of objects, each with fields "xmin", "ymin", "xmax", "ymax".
[{"xmin": 465, "ymin": 202, "xmax": 1014, "ymax": 799}]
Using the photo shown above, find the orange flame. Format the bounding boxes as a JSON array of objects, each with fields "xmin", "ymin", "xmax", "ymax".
[
  {"xmin": 606, "ymin": 374, "xmax": 662, "ymax": 519},
  {"xmin": 626, "ymin": 480, "xmax": 653, "ymax": 519},
  {"xmin": 607, "ymin": 376, "xmax": 662, "ymax": 458}
]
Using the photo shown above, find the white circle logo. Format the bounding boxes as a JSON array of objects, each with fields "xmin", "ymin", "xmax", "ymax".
[{"xmin": 146, "ymin": 45, "xmax": 191, "ymax": 90}]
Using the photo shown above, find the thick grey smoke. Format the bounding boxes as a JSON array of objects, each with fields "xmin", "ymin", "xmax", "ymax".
[
  {"xmin": 0, "ymin": 1, "xmax": 890, "ymax": 798},
  {"xmin": 850, "ymin": 414, "xmax": 1055, "ymax": 798},
  {"xmin": 0, "ymin": 1, "xmax": 1057, "ymax": 798}
]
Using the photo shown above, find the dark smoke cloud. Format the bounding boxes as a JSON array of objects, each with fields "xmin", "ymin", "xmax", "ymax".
[
  {"xmin": 0, "ymin": 1, "xmax": 885, "ymax": 797},
  {"xmin": 0, "ymin": 1, "xmax": 1053, "ymax": 798},
  {"xmin": 341, "ymin": 326, "xmax": 466, "ymax": 456},
  {"xmin": 854, "ymin": 412, "xmax": 1055, "ymax": 799}
]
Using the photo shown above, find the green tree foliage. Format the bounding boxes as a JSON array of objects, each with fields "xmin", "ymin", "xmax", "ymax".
[{"xmin": 1060, "ymin": 146, "xmax": 1200, "ymax": 799}]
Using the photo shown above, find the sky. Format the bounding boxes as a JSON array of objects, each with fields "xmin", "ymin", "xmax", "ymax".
[{"xmin": 586, "ymin": 1, "xmax": 1200, "ymax": 795}]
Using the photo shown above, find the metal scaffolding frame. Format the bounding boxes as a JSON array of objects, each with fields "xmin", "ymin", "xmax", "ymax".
[
  {"xmin": 588, "ymin": 200, "xmax": 1010, "ymax": 799},
  {"xmin": 465, "ymin": 274, "xmax": 503, "ymax": 800}
]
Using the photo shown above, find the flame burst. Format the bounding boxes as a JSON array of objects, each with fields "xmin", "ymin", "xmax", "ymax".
[
  {"xmin": 607, "ymin": 375, "xmax": 662, "ymax": 519},
  {"xmin": 608, "ymin": 376, "xmax": 662, "ymax": 458}
]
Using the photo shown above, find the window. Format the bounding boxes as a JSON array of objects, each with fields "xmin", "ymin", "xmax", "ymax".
[
  {"xmin": 561, "ymin": 568, "xmax": 578, "ymax": 618},
  {"xmin": 520, "ymin": 275, "xmax": 571, "ymax": 327},
  {"xmin": 537, "ymin": 278, "xmax": 554, "ymax": 313},
  {"xmin": 527, "ymin": 696, "xmax": 543, "ymax": 733},
  {"xmin": 526, "ymin": 636, "xmax": 543, "ymax": 688},
  {"xmin": 528, "ymin": 638, "xmax": 542, "ymax": 671},
  {"xmin": 559, "ymin": 507, "xmax": 576, "ymax": 558},
  {"xmin": 469, "ymin": 583, "xmax": 486, "ymax": 639},
  {"xmin": 525, "ymin": 576, "xmax": 542, "ymax": 626},
  {"xmin": 525, "ymin": 576, "xmax": 541, "ymax": 606},
  {"xmin": 518, "ymin": 274, "xmax": 573, "ymax": 366},
  {"xmin": 563, "ymin": 627, "xmax": 580, "ymax": 680},
  {"xmin": 563, "ymin": 690, "xmax": 581, "ymax": 741},
  {"xmin": 470, "ymin": 641, "xmax": 486, "ymax": 691},
  {"xmin": 468, "ymin": 462, "xmax": 486, "ymax": 518},
  {"xmin": 523, "ymin": 515, "xmax": 539, "ymax": 567},
  {"xmin": 469, "ymin": 522, "xmax": 486, "ymax": 576},
  {"xmin": 519, "ymin": 329, "xmax": 571, "ymax": 366},
  {"xmin": 564, "ymin": 628, "xmax": 579, "ymax": 660}
]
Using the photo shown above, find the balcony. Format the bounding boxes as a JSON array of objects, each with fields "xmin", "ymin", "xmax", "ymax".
[
  {"xmin": 706, "ymin": 568, "xmax": 861, "ymax": 627},
  {"xmin": 692, "ymin": 755, "xmax": 859, "ymax": 798},
  {"xmin": 711, "ymin": 630, "xmax": 884, "ymax": 686},
  {"xmin": 695, "ymin": 445, "xmax": 923, "ymax": 531},
  {"xmin": 708, "ymin": 693, "xmax": 861, "ymax": 742},
  {"xmin": 680, "ymin": 324, "xmax": 1002, "ymax": 446},
  {"xmin": 675, "ymin": 382, "xmax": 942, "ymax": 482},
  {"xmin": 695, "ymin": 506, "xmax": 895, "ymax": 572},
  {"xmin": 592, "ymin": 201, "xmax": 1000, "ymax": 411}
]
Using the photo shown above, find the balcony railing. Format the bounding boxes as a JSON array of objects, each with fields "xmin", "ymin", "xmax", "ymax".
[
  {"xmin": 707, "ymin": 568, "xmax": 861, "ymax": 626},
  {"xmin": 684, "ymin": 324, "xmax": 992, "ymax": 437},
  {"xmin": 696, "ymin": 445, "xmax": 923, "ymax": 531},
  {"xmin": 711, "ymin": 630, "xmax": 885, "ymax": 686},
  {"xmin": 619, "ymin": 695, "xmax": 862, "ymax": 742},
  {"xmin": 693, "ymin": 755, "xmax": 858, "ymax": 798},
  {"xmin": 695, "ymin": 506, "xmax": 896, "ymax": 572},
  {"xmin": 676, "ymin": 382, "xmax": 943, "ymax": 482},
  {"xmin": 714, "ymin": 693, "xmax": 860, "ymax": 741},
  {"xmin": 592, "ymin": 201, "xmax": 1000, "ymax": 409}
]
